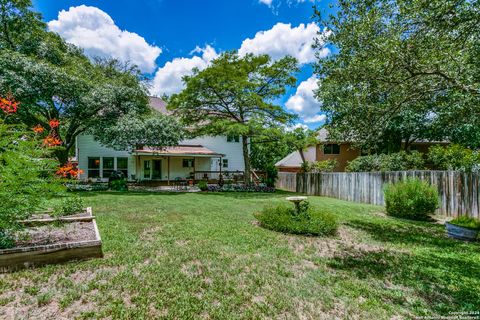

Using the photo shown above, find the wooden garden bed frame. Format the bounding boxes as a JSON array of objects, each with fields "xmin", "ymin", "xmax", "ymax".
[{"xmin": 0, "ymin": 207, "xmax": 103, "ymax": 273}]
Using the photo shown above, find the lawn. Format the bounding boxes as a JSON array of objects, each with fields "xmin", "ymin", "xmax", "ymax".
[{"xmin": 1, "ymin": 191, "xmax": 479, "ymax": 319}]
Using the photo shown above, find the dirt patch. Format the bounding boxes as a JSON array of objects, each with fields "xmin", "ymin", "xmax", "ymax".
[{"xmin": 14, "ymin": 221, "xmax": 96, "ymax": 248}]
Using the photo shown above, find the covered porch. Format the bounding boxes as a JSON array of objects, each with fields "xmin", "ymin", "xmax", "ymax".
[{"xmin": 132, "ymin": 145, "xmax": 244, "ymax": 185}]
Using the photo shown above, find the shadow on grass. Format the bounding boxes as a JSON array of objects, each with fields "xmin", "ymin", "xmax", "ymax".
[
  {"xmin": 327, "ymin": 246, "xmax": 480, "ymax": 314},
  {"xmin": 346, "ymin": 219, "xmax": 462, "ymax": 249}
]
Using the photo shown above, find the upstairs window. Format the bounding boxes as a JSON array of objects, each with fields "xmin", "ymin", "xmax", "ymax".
[
  {"xmin": 183, "ymin": 159, "xmax": 194, "ymax": 168},
  {"xmin": 227, "ymin": 135, "xmax": 240, "ymax": 143},
  {"xmin": 324, "ymin": 144, "xmax": 340, "ymax": 155},
  {"xmin": 88, "ymin": 157, "xmax": 100, "ymax": 178},
  {"xmin": 222, "ymin": 159, "xmax": 229, "ymax": 168},
  {"xmin": 102, "ymin": 157, "xmax": 114, "ymax": 178}
]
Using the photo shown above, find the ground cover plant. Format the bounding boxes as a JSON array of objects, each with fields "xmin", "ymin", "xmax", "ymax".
[
  {"xmin": 0, "ymin": 192, "xmax": 479, "ymax": 319},
  {"xmin": 448, "ymin": 216, "xmax": 480, "ymax": 230}
]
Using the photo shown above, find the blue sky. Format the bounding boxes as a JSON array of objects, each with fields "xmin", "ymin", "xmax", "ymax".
[{"xmin": 33, "ymin": 0, "xmax": 336, "ymax": 128}]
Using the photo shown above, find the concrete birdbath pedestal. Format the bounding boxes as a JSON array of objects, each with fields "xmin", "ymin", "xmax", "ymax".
[{"xmin": 286, "ymin": 196, "xmax": 308, "ymax": 214}]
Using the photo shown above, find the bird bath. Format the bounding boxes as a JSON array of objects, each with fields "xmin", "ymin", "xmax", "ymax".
[{"xmin": 286, "ymin": 196, "xmax": 308, "ymax": 214}]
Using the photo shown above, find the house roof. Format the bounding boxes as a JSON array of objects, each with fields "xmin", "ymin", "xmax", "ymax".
[
  {"xmin": 275, "ymin": 146, "xmax": 316, "ymax": 167},
  {"xmin": 132, "ymin": 145, "xmax": 225, "ymax": 157},
  {"xmin": 149, "ymin": 96, "xmax": 170, "ymax": 115}
]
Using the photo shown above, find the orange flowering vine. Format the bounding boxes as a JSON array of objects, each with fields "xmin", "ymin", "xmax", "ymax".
[
  {"xmin": 56, "ymin": 162, "xmax": 83, "ymax": 179},
  {"xmin": 43, "ymin": 135, "xmax": 63, "ymax": 147},
  {"xmin": 32, "ymin": 124, "xmax": 45, "ymax": 134},
  {"xmin": 0, "ymin": 95, "xmax": 19, "ymax": 114},
  {"xmin": 49, "ymin": 118, "xmax": 60, "ymax": 129}
]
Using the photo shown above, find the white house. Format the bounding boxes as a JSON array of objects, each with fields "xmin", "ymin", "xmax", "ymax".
[{"xmin": 76, "ymin": 97, "xmax": 245, "ymax": 183}]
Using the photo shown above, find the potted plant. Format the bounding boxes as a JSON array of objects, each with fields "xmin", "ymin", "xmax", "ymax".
[{"xmin": 445, "ymin": 216, "xmax": 480, "ymax": 241}]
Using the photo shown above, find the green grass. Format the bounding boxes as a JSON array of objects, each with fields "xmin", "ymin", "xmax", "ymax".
[{"xmin": 1, "ymin": 191, "xmax": 479, "ymax": 319}]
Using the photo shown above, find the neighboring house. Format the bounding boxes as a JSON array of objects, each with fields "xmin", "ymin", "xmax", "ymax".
[
  {"xmin": 276, "ymin": 128, "xmax": 449, "ymax": 172},
  {"xmin": 76, "ymin": 97, "xmax": 245, "ymax": 183}
]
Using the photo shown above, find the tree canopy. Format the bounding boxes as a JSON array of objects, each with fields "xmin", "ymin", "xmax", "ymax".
[
  {"xmin": 169, "ymin": 51, "xmax": 299, "ymax": 181},
  {"xmin": 0, "ymin": 1, "xmax": 181, "ymax": 163},
  {"xmin": 314, "ymin": 0, "xmax": 480, "ymax": 151}
]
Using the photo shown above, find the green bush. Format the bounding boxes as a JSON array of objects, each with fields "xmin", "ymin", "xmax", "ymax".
[
  {"xmin": 0, "ymin": 121, "xmax": 63, "ymax": 249},
  {"xmin": 428, "ymin": 144, "xmax": 480, "ymax": 172},
  {"xmin": 384, "ymin": 178, "xmax": 439, "ymax": 220},
  {"xmin": 254, "ymin": 202, "xmax": 338, "ymax": 236},
  {"xmin": 109, "ymin": 178, "xmax": 128, "ymax": 191},
  {"xmin": 198, "ymin": 180, "xmax": 208, "ymax": 191},
  {"xmin": 346, "ymin": 151, "xmax": 425, "ymax": 172},
  {"xmin": 53, "ymin": 196, "xmax": 85, "ymax": 217},
  {"xmin": 449, "ymin": 216, "xmax": 480, "ymax": 230}
]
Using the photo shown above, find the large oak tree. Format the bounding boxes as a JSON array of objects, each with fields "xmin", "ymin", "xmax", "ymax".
[{"xmin": 314, "ymin": 0, "xmax": 480, "ymax": 151}]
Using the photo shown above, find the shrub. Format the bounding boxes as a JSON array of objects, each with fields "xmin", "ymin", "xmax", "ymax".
[
  {"xmin": 428, "ymin": 144, "xmax": 480, "ymax": 172},
  {"xmin": 254, "ymin": 202, "xmax": 338, "ymax": 236},
  {"xmin": 0, "ymin": 121, "xmax": 63, "ymax": 248},
  {"xmin": 108, "ymin": 171, "xmax": 128, "ymax": 191},
  {"xmin": 311, "ymin": 160, "xmax": 337, "ymax": 172},
  {"xmin": 198, "ymin": 180, "xmax": 208, "ymax": 191},
  {"xmin": 207, "ymin": 184, "xmax": 275, "ymax": 192},
  {"xmin": 449, "ymin": 216, "xmax": 480, "ymax": 230},
  {"xmin": 384, "ymin": 178, "xmax": 439, "ymax": 220},
  {"xmin": 53, "ymin": 196, "xmax": 85, "ymax": 217},
  {"xmin": 346, "ymin": 151, "xmax": 425, "ymax": 172}
]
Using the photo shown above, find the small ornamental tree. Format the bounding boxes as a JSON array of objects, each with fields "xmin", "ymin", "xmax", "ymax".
[{"xmin": 0, "ymin": 96, "xmax": 63, "ymax": 248}]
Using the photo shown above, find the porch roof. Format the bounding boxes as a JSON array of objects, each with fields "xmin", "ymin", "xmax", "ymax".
[{"xmin": 132, "ymin": 145, "xmax": 225, "ymax": 157}]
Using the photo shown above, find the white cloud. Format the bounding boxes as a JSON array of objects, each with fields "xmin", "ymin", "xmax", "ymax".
[
  {"xmin": 48, "ymin": 5, "xmax": 161, "ymax": 73},
  {"xmin": 238, "ymin": 22, "xmax": 329, "ymax": 64},
  {"xmin": 285, "ymin": 76, "xmax": 324, "ymax": 123},
  {"xmin": 151, "ymin": 45, "xmax": 218, "ymax": 96},
  {"xmin": 259, "ymin": 0, "xmax": 273, "ymax": 6},
  {"xmin": 285, "ymin": 123, "xmax": 309, "ymax": 132}
]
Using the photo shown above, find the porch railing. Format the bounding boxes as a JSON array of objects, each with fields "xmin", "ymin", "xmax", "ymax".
[{"xmin": 194, "ymin": 171, "xmax": 245, "ymax": 182}]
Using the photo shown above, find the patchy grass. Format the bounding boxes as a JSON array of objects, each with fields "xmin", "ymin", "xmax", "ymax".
[{"xmin": 0, "ymin": 191, "xmax": 479, "ymax": 319}]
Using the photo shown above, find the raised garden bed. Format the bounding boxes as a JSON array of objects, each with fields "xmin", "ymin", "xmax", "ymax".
[{"xmin": 0, "ymin": 207, "xmax": 103, "ymax": 273}]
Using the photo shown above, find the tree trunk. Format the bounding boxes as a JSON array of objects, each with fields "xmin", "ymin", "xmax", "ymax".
[
  {"xmin": 242, "ymin": 135, "xmax": 252, "ymax": 184},
  {"xmin": 55, "ymin": 147, "xmax": 70, "ymax": 166},
  {"xmin": 298, "ymin": 149, "xmax": 306, "ymax": 164}
]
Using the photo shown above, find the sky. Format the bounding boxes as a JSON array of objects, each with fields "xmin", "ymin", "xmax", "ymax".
[{"xmin": 32, "ymin": 0, "xmax": 336, "ymax": 129}]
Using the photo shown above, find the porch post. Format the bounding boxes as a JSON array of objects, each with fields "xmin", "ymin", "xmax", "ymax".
[{"xmin": 167, "ymin": 157, "xmax": 170, "ymax": 185}]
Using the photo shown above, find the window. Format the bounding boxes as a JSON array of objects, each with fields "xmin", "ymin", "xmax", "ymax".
[
  {"xmin": 117, "ymin": 157, "xmax": 128, "ymax": 178},
  {"xmin": 324, "ymin": 144, "xmax": 340, "ymax": 155},
  {"xmin": 102, "ymin": 157, "xmax": 114, "ymax": 178},
  {"xmin": 88, "ymin": 157, "xmax": 100, "ymax": 178},
  {"xmin": 183, "ymin": 159, "xmax": 194, "ymax": 168},
  {"xmin": 222, "ymin": 159, "xmax": 229, "ymax": 168},
  {"xmin": 227, "ymin": 135, "xmax": 239, "ymax": 142},
  {"xmin": 143, "ymin": 160, "xmax": 151, "ymax": 179}
]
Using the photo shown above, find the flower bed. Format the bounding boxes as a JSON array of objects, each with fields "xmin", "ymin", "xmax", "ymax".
[
  {"xmin": 206, "ymin": 184, "xmax": 275, "ymax": 193},
  {"xmin": 0, "ymin": 207, "xmax": 103, "ymax": 273}
]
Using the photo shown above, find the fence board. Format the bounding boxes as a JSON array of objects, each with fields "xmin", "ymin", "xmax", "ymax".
[{"xmin": 276, "ymin": 171, "xmax": 480, "ymax": 217}]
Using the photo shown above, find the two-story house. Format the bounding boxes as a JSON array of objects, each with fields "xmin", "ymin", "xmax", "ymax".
[{"xmin": 76, "ymin": 97, "xmax": 245, "ymax": 183}]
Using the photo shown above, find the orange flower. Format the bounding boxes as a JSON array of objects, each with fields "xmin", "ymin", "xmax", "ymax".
[
  {"xmin": 56, "ymin": 162, "xmax": 82, "ymax": 179},
  {"xmin": 49, "ymin": 119, "xmax": 60, "ymax": 128},
  {"xmin": 0, "ymin": 96, "xmax": 19, "ymax": 114},
  {"xmin": 43, "ymin": 135, "xmax": 63, "ymax": 147},
  {"xmin": 32, "ymin": 124, "xmax": 45, "ymax": 134}
]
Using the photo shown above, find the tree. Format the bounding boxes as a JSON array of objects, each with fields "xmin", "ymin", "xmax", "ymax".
[
  {"xmin": 0, "ymin": 1, "xmax": 154, "ymax": 164},
  {"xmin": 313, "ymin": 0, "xmax": 480, "ymax": 151},
  {"xmin": 94, "ymin": 113, "xmax": 184, "ymax": 151},
  {"xmin": 283, "ymin": 127, "xmax": 318, "ymax": 165},
  {"xmin": 169, "ymin": 52, "xmax": 299, "ymax": 182}
]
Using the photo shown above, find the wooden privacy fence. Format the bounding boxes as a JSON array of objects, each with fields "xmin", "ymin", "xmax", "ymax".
[{"xmin": 276, "ymin": 171, "xmax": 480, "ymax": 218}]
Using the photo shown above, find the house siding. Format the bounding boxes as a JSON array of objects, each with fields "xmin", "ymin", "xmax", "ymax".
[{"xmin": 316, "ymin": 143, "xmax": 361, "ymax": 171}]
